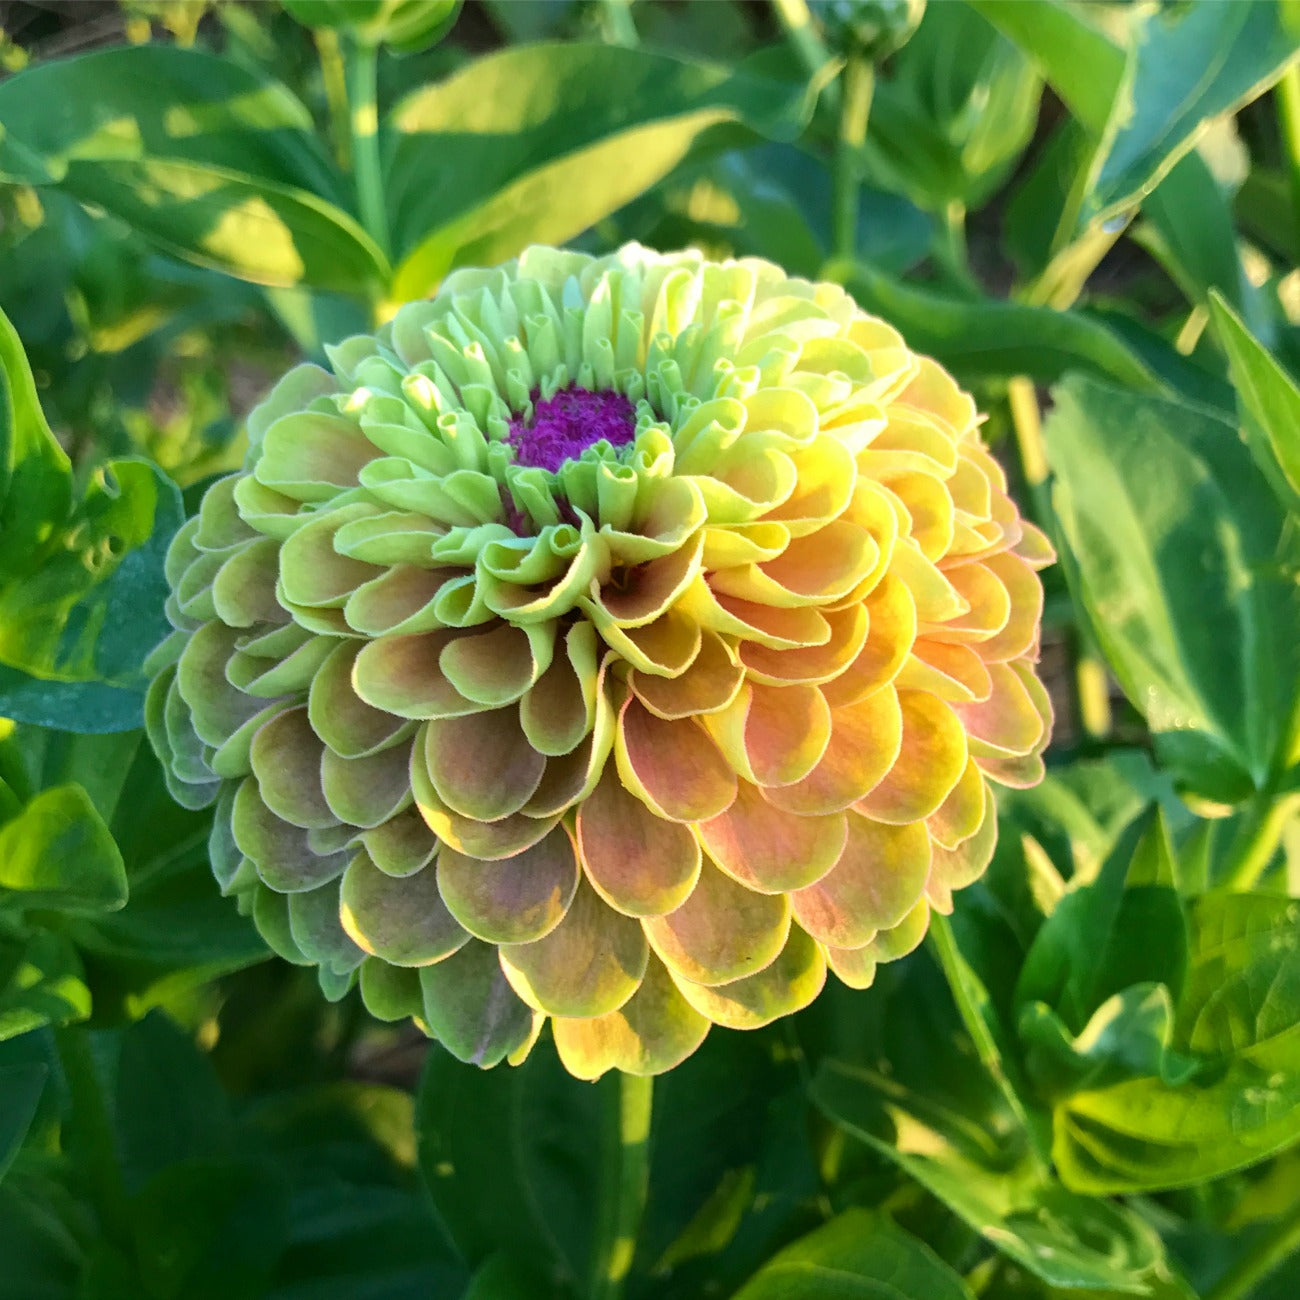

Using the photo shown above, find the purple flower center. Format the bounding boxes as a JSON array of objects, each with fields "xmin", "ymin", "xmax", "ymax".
[{"xmin": 506, "ymin": 385, "xmax": 637, "ymax": 473}]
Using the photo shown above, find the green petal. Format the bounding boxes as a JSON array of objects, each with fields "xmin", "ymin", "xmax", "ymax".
[{"xmin": 340, "ymin": 850, "xmax": 470, "ymax": 967}]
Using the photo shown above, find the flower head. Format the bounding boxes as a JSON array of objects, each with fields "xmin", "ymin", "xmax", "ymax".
[{"xmin": 147, "ymin": 244, "xmax": 1052, "ymax": 1078}]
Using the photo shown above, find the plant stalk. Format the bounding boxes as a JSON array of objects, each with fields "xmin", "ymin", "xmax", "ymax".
[
  {"xmin": 1222, "ymin": 789, "xmax": 1300, "ymax": 891},
  {"xmin": 345, "ymin": 38, "xmax": 389, "ymax": 259},
  {"xmin": 831, "ymin": 54, "xmax": 874, "ymax": 261},
  {"xmin": 315, "ymin": 27, "xmax": 351, "ymax": 169},
  {"xmin": 600, "ymin": 0, "xmax": 638, "ymax": 46},
  {"xmin": 590, "ymin": 1072, "xmax": 654, "ymax": 1300},
  {"xmin": 1276, "ymin": 64, "xmax": 1300, "ymax": 255},
  {"xmin": 771, "ymin": 0, "xmax": 836, "ymax": 101},
  {"xmin": 1206, "ymin": 1209, "xmax": 1300, "ymax": 1300}
]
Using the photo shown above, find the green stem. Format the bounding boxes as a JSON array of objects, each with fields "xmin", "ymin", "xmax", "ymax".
[
  {"xmin": 927, "ymin": 915, "xmax": 1049, "ymax": 1171},
  {"xmin": 771, "ymin": 0, "xmax": 837, "ymax": 101},
  {"xmin": 1277, "ymin": 64, "xmax": 1300, "ymax": 255},
  {"xmin": 54, "ymin": 1027, "xmax": 131, "ymax": 1245},
  {"xmin": 345, "ymin": 38, "xmax": 389, "ymax": 259},
  {"xmin": 1207, "ymin": 1209, "xmax": 1300, "ymax": 1300},
  {"xmin": 933, "ymin": 200, "xmax": 978, "ymax": 292},
  {"xmin": 1222, "ymin": 789, "xmax": 1300, "ymax": 891},
  {"xmin": 831, "ymin": 55, "xmax": 874, "ymax": 261},
  {"xmin": 590, "ymin": 1072, "xmax": 653, "ymax": 1300},
  {"xmin": 316, "ymin": 27, "xmax": 352, "ymax": 170},
  {"xmin": 599, "ymin": 0, "xmax": 638, "ymax": 46}
]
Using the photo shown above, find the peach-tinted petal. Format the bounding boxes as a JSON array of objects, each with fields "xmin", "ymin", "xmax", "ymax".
[
  {"xmin": 763, "ymin": 685, "xmax": 903, "ymax": 816},
  {"xmin": 697, "ymin": 780, "xmax": 847, "ymax": 893},
  {"xmin": 896, "ymin": 640, "xmax": 992, "ymax": 703},
  {"xmin": 957, "ymin": 661, "xmax": 1048, "ymax": 758},
  {"xmin": 552, "ymin": 955, "xmax": 709, "ymax": 1081},
  {"xmin": 321, "ymin": 737, "xmax": 413, "ymax": 828},
  {"xmin": 738, "ymin": 603, "xmax": 868, "ymax": 687},
  {"xmin": 438, "ymin": 825, "xmax": 580, "ymax": 944},
  {"xmin": 249, "ymin": 706, "xmax": 334, "ymax": 830},
  {"xmin": 576, "ymin": 766, "xmax": 701, "ymax": 917},
  {"xmin": 629, "ymin": 630, "xmax": 744, "ymax": 719},
  {"xmin": 615, "ymin": 698, "xmax": 737, "ymax": 823},
  {"xmin": 979, "ymin": 551, "xmax": 1043, "ymax": 661},
  {"xmin": 704, "ymin": 681, "xmax": 831, "ymax": 787},
  {"xmin": 422, "ymin": 707, "xmax": 546, "ymax": 822},
  {"xmin": 643, "ymin": 860, "xmax": 789, "ymax": 987},
  {"xmin": 790, "ymin": 815, "xmax": 931, "ymax": 949},
  {"xmin": 927, "ymin": 782, "xmax": 998, "ymax": 912},
  {"xmin": 500, "ymin": 878, "xmax": 648, "ymax": 1017},
  {"xmin": 671, "ymin": 926, "xmax": 826, "ymax": 1029},
  {"xmin": 820, "ymin": 574, "xmax": 915, "ymax": 708},
  {"xmin": 856, "ymin": 690, "xmax": 967, "ymax": 824},
  {"xmin": 926, "ymin": 757, "xmax": 986, "ymax": 850}
]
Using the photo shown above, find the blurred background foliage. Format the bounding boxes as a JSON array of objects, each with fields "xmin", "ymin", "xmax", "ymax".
[{"xmin": 3, "ymin": 1, "xmax": 1300, "ymax": 1297}]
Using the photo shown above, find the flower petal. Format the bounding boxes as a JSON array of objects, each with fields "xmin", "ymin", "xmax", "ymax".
[
  {"xmin": 697, "ymin": 780, "xmax": 847, "ymax": 893},
  {"xmin": 423, "ymin": 707, "xmax": 547, "ymax": 822},
  {"xmin": 418, "ymin": 940, "xmax": 540, "ymax": 1067},
  {"xmin": 552, "ymin": 956, "xmax": 709, "ymax": 1080},
  {"xmin": 790, "ymin": 815, "xmax": 931, "ymax": 949},
  {"xmin": 855, "ymin": 690, "xmax": 967, "ymax": 824},
  {"xmin": 643, "ymin": 860, "xmax": 789, "ymax": 987},
  {"xmin": 340, "ymin": 850, "xmax": 470, "ymax": 966},
  {"xmin": 438, "ymin": 825, "xmax": 580, "ymax": 943},
  {"xmin": 576, "ymin": 765, "xmax": 701, "ymax": 917},
  {"xmin": 500, "ymin": 878, "xmax": 648, "ymax": 1017},
  {"xmin": 615, "ymin": 698, "xmax": 737, "ymax": 823}
]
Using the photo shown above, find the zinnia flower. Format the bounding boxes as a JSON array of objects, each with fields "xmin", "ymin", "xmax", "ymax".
[{"xmin": 147, "ymin": 245, "xmax": 1051, "ymax": 1079}]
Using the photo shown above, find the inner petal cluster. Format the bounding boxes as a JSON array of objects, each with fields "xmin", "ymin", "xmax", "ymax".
[{"xmin": 146, "ymin": 243, "xmax": 1053, "ymax": 1081}]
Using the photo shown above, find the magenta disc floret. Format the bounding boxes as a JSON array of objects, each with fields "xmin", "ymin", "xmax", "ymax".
[{"xmin": 507, "ymin": 384, "xmax": 637, "ymax": 472}]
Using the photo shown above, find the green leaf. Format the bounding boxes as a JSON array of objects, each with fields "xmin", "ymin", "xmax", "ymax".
[
  {"xmin": 860, "ymin": 2, "xmax": 1042, "ymax": 210},
  {"xmin": 1044, "ymin": 374, "xmax": 1300, "ymax": 800},
  {"xmin": 385, "ymin": 43, "xmax": 819, "ymax": 296},
  {"xmin": 0, "ymin": 1062, "xmax": 46, "ymax": 1183},
  {"xmin": 811, "ymin": 1060, "xmax": 1165, "ymax": 1292},
  {"xmin": 966, "ymin": 0, "xmax": 1128, "ymax": 136},
  {"xmin": 415, "ymin": 1044, "xmax": 608, "ymax": 1289},
  {"xmin": 0, "ymin": 305, "xmax": 70, "ymax": 577},
  {"xmin": 0, "ymin": 46, "xmax": 387, "ymax": 292},
  {"xmin": 1210, "ymin": 291, "xmax": 1300, "ymax": 514},
  {"xmin": 1015, "ymin": 809, "xmax": 1187, "ymax": 1035},
  {"xmin": 1081, "ymin": 1, "xmax": 1300, "ymax": 230},
  {"xmin": 0, "ymin": 457, "xmax": 184, "ymax": 731},
  {"xmin": 114, "ymin": 1012, "xmax": 233, "ymax": 1194},
  {"xmin": 0, "ymin": 930, "xmax": 92, "ymax": 1041},
  {"xmin": 129, "ymin": 1158, "xmax": 289, "ymax": 1300},
  {"xmin": 831, "ymin": 261, "xmax": 1160, "ymax": 391},
  {"xmin": 731, "ymin": 1208, "xmax": 974, "ymax": 1299},
  {"xmin": 0, "ymin": 785, "xmax": 127, "ymax": 914},
  {"xmin": 1054, "ymin": 892, "xmax": 1300, "ymax": 1193}
]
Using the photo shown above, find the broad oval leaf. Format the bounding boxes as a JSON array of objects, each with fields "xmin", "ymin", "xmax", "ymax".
[
  {"xmin": 1045, "ymin": 374, "xmax": 1300, "ymax": 800},
  {"xmin": 731, "ymin": 1208, "xmax": 974, "ymax": 1300},
  {"xmin": 0, "ymin": 46, "xmax": 387, "ymax": 292},
  {"xmin": 385, "ymin": 43, "xmax": 819, "ymax": 296}
]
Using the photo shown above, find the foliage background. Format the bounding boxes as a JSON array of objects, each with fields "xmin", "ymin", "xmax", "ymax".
[{"xmin": 2, "ymin": 1, "xmax": 1300, "ymax": 1297}]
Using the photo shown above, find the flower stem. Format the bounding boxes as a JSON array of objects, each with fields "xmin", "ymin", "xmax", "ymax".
[
  {"xmin": 1276, "ymin": 64, "xmax": 1300, "ymax": 256},
  {"xmin": 832, "ymin": 54, "xmax": 874, "ymax": 261},
  {"xmin": 1222, "ymin": 789, "xmax": 1300, "ymax": 891},
  {"xmin": 590, "ymin": 1072, "xmax": 653, "ymax": 1300},
  {"xmin": 315, "ymin": 26, "xmax": 351, "ymax": 169},
  {"xmin": 600, "ymin": 0, "xmax": 638, "ymax": 46},
  {"xmin": 771, "ymin": 0, "xmax": 836, "ymax": 99},
  {"xmin": 345, "ymin": 38, "xmax": 389, "ymax": 259},
  {"xmin": 1207, "ymin": 1209, "xmax": 1300, "ymax": 1300}
]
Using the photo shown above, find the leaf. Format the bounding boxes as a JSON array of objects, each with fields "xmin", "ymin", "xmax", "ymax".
[
  {"xmin": 0, "ymin": 456, "xmax": 184, "ymax": 731},
  {"xmin": 0, "ymin": 305, "xmax": 70, "ymax": 576},
  {"xmin": 113, "ymin": 1012, "xmax": 233, "ymax": 1194},
  {"xmin": 966, "ymin": 0, "xmax": 1128, "ymax": 136},
  {"xmin": 811, "ymin": 1060, "xmax": 1165, "ymax": 1292},
  {"xmin": 860, "ymin": 2, "xmax": 1042, "ymax": 211},
  {"xmin": 1210, "ymin": 291, "xmax": 1300, "ymax": 514},
  {"xmin": 129, "ymin": 1158, "xmax": 289, "ymax": 1300},
  {"xmin": 731, "ymin": 1208, "xmax": 974, "ymax": 1299},
  {"xmin": 1054, "ymin": 893, "xmax": 1300, "ymax": 1193},
  {"xmin": 832, "ymin": 261, "xmax": 1160, "ymax": 391},
  {"xmin": 0, "ymin": 1062, "xmax": 46, "ymax": 1183},
  {"xmin": 0, "ymin": 930, "xmax": 92, "ymax": 1041},
  {"xmin": 415, "ymin": 1044, "xmax": 608, "ymax": 1290},
  {"xmin": 1015, "ymin": 809, "xmax": 1187, "ymax": 1035},
  {"xmin": 1044, "ymin": 374, "xmax": 1300, "ymax": 800},
  {"xmin": 385, "ymin": 43, "xmax": 819, "ymax": 295},
  {"xmin": 1080, "ymin": 1, "xmax": 1300, "ymax": 230},
  {"xmin": 0, "ymin": 46, "xmax": 387, "ymax": 292},
  {"xmin": 0, "ymin": 785, "xmax": 127, "ymax": 914}
]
